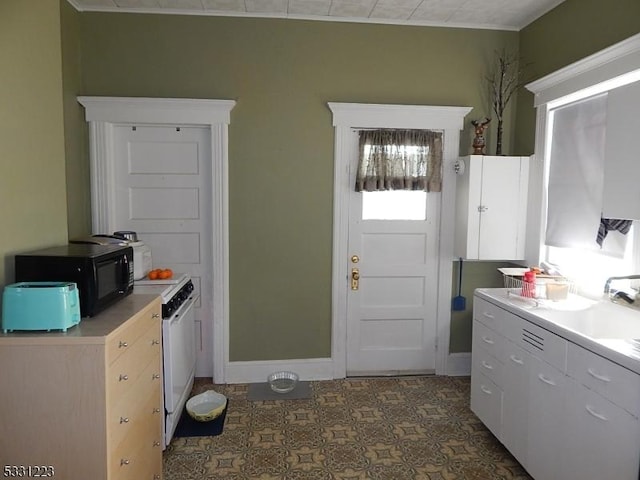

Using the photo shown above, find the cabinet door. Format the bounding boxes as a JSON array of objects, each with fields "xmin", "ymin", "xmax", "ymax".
[
  {"xmin": 478, "ymin": 156, "xmax": 528, "ymax": 260},
  {"xmin": 470, "ymin": 371, "xmax": 502, "ymax": 439},
  {"xmin": 501, "ymin": 340, "xmax": 530, "ymax": 469},
  {"xmin": 560, "ymin": 378, "xmax": 640, "ymax": 480},
  {"xmin": 527, "ymin": 355, "xmax": 567, "ymax": 480}
]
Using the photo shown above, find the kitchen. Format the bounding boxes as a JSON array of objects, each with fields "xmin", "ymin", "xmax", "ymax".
[{"xmin": 1, "ymin": 0, "xmax": 640, "ymax": 478}]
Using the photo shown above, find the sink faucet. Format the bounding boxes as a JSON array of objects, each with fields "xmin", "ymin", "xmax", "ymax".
[{"xmin": 603, "ymin": 274, "xmax": 640, "ymax": 294}]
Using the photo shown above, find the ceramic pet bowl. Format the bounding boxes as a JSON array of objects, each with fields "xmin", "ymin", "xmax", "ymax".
[{"xmin": 186, "ymin": 390, "xmax": 227, "ymax": 422}]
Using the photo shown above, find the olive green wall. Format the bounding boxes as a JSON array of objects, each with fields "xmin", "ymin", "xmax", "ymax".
[
  {"xmin": 0, "ymin": 0, "xmax": 68, "ymax": 289},
  {"xmin": 76, "ymin": 13, "xmax": 518, "ymax": 361},
  {"xmin": 514, "ymin": 0, "xmax": 640, "ymax": 154},
  {"xmin": 60, "ymin": 1, "xmax": 91, "ymax": 240}
]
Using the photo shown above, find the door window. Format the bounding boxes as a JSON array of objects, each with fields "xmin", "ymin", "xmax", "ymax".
[{"xmin": 362, "ymin": 191, "xmax": 427, "ymax": 220}]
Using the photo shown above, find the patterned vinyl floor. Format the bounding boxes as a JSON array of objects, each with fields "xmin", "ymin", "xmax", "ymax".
[{"xmin": 163, "ymin": 376, "xmax": 531, "ymax": 480}]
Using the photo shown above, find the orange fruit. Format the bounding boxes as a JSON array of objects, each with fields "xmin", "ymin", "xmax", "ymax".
[
  {"xmin": 158, "ymin": 269, "xmax": 173, "ymax": 280},
  {"xmin": 148, "ymin": 269, "xmax": 159, "ymax": 280}
]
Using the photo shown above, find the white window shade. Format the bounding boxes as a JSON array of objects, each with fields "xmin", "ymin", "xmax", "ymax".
[{"xmin": 544, "ymin": 93, "xmax": 626, "ymax": 255}]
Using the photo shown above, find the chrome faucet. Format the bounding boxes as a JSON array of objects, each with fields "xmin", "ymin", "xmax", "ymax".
[{"xmin": 603, "ymin": 274, "xmax": 640, "ymax": 294}]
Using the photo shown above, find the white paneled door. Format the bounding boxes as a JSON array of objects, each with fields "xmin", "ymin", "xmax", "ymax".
[
  {"xmin": 113, "ymin": 125, "xmax": 212, "ymax": 376},
  {"xmin": 346, "ymin": 160, "xmax": 439, "ymax": 376}
]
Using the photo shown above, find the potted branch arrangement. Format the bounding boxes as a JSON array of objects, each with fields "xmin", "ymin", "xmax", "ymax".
[{"xmin": 486, "ymin": 49, "xmax": 528, "ymax": 155}]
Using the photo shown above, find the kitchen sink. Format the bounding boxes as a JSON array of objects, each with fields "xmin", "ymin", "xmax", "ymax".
[{"xmin": 539, "ymin": 300, "xmax": 640, "ymax": 339}]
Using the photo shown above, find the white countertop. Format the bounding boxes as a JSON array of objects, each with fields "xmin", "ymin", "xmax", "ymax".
[{"xmin": 475, "ymin": 288, "xmax": 640, "ymax": 375}]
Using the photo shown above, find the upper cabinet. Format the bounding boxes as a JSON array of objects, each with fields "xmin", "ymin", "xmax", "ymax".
[
  {"xmin": 455, "ymin": 155, "xmax": 530, "ymax": 260},
  {"xmin": 602, "ymin": 80, "xmax": 640, "ymax": 220}
]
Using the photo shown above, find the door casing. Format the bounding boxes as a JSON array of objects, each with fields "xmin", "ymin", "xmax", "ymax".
[
  {"xmin": 328, "ymin": 102, "xmax": 472, "ymax": 378},
  {"xmin": 78, "ymin": 96, "xmax": 235, "ymax": 383}
]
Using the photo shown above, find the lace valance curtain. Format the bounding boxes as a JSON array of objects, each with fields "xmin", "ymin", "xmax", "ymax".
[{"xmin": 355, "ymin": 129, "xmax": 443, "ymax": 192}]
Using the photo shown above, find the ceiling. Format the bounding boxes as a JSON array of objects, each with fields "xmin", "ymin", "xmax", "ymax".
[{"xmin": 67, "ymin": 0, "xmax": 566, "ymax": 31}]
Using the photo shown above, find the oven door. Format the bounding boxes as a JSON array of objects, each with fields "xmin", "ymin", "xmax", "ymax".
[{"xmin": 162, "ymin": 294, "xmax": 197, "ymax": 446}]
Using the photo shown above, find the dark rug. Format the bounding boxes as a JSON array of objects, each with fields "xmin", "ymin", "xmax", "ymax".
[
  {"xmin": 247, "ymin": 381, "xmax": 311, "ymax": 401},
  {"xmin": 172, "ymin": 400, "xmax": 228, "ymax": 438}
]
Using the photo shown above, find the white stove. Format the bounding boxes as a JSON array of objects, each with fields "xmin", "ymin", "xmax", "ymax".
[{"xmin": 134, "ymin": 273, "xmax": 197, "ymax": 448}]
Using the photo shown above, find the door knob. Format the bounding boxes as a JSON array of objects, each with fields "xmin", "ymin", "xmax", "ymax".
[{"xmin": 351, "ymin": 268, "xmax": 360, "ymax": 290}]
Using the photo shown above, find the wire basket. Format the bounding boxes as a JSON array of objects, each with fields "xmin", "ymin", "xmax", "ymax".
[{"xmin": 503, "ymin": 274, "xmax": 577, "ymax": 301}]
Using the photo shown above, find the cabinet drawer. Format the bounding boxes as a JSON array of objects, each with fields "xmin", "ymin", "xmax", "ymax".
[
  {"xmin": 472, "ymin": 319, "xmax": 504, "ymax": 361},
  {"xmin": 566, "ymin": 342, "xmax": 640, "ymax": 417},
  {"xmin": 107, "ymin": 300, "xmax": 161, "ymax": 366},
  {"xmin": 109, "ymin": 404, "xmax": 163, "ymax": 480},
  {"xmin": 512, "ymin": 319, "xmax": 566, "ymax": 371},
  {"xmin": 107, "ymin": 323, "xmax": 162, "ymax": 407},
  {"xmin": 473, "ymin": 297, "xmax": 506, "ymax": 331},
  {"xmin": 109, "ymin": 361, "xmax": 163, "ymax": 449},
  {"xmin": 470, "ymin": 372, "xmax": 502, "ymax": 438},
  {"xmin": 472, "ymin": 334, "xmax": 503, "ymax": 387}
]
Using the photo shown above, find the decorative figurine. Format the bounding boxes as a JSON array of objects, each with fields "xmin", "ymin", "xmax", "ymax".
[{"xmin": 471, "ymin": 118, "xmax": 491, "ymax": 155}]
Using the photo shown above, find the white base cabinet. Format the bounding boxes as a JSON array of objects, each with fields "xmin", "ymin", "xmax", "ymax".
[{"xmin": 471, "ymin": 295, "xmax": 640, "ymax": 480}]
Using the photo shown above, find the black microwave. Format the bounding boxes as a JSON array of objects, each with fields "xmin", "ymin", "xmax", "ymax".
[{"xmin": 15, "ymin": 244, "xmax": 134, "ymax": 317}]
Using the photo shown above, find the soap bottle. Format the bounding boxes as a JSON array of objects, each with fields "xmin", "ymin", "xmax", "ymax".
[{"xmin": 522, "ymin": 271, "xmax": 536, "ymax": 298}]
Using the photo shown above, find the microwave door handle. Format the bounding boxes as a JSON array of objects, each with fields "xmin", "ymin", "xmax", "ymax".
[{"xmin": 121, "ymin": 255, "xmax": 130, "ymax": 290}]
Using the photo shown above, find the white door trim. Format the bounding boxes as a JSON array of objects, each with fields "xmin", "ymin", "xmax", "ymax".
[
  {"xmin": 77, "ymin": 96, "xmax": 235, "ymax": 384},
  {"xmin": 328, "ymin": 102, "xmax": 472, "ymax": 378}
]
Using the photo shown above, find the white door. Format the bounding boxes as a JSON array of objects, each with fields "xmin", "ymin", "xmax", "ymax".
[
  {"xmin": 346, "ymin": 137, "xmax": 440, "ymax": 376},
  {"xmin": 112, "ymin": 124, "xmax": 213, "ymax": 377}
]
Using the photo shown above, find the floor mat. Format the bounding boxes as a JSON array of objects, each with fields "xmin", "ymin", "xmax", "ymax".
[
  {"xmin": 172, "ymin": 400, "xmax": 228, "ymax": 438},
  {"xmin": 247, "ymin": 381, "xmax": 311, "ymax": 401}
]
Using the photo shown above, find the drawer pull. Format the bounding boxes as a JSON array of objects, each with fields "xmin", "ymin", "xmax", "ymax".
[
  {"xmin": 154, "ymin": 475, "xmax": 161, "ymax": 479},
  {"xmin": 481, "ymin": 336, "xmax": 494, "ymax": 345},
  {"xmin": 587, "ymin": 368, "xmax": 611, "ymax": 383},
  {"xmin": 509, "ymin": 355, "xmax": 524, "ymax": 365},
  {"xmin": 480, "ymin": 385, "xmax": 493, "ymax": 395},
  {"xmin": 482, "ymin": 312, "xmax": 495, "ymax": 319},
  {"xmin": 120, "ymin": 417, "xmax": 129, "ymax": 424},
  {"xmin": 119, "ymin": 374, "xmax": 129, "ymax": 381},
  {"xmin": 153, "ymin": 441, "xmax": 162, "ymax": 447},
  {"xmin": 585, "ymin": 405, "xmax": 608, "ymax": 421},
  {"xmin": 120, "ymin": 459, "xmax": 130, "ymax": 466},
  {"xmin": 152, "ymin": 313, "xmax": 160, "ymax": 319},
  {"xmin": 118, "ymin": 341, "xmax": 128, "ymax": 348},
  {"xmin": 538, "ymin": 373, "xmax": 556, "ymax": 386},
  {"xmin": 481, "ymin": 360, "xmax": 494, "ymax": 370},
  {"xmin": 152, "ymin": 373, "xmax": 161, "ymax": 380},
  {"xmin": 151, "ymin": 339, "xmax": 160, "ymax": 346},
  {"xmin": 153, "ymin": 407, "xmax": 162, "ymax": 414}
]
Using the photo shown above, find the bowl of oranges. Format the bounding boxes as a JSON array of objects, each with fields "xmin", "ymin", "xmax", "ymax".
[{"xmin": 147, "ymin": 268, "xmax": 173, "ymax": 280}]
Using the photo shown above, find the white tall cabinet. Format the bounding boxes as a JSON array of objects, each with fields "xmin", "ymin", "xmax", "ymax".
[{"xmin": 455, "ymin": 155, "xmax": 529, "ymax": 260}]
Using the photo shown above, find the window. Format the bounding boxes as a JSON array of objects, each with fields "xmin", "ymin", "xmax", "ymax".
[
  {"xmin": 526, "ymin": 34, "xmax": 640, "ymax": 297},
  {"xmin": 362, "ymin": 191, "xmax": 427, "ymax": 220}
]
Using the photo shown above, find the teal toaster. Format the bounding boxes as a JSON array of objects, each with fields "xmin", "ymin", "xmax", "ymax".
[{"xmin": 2, "ymin": 282, "xmax": 81, "ymax": 333}]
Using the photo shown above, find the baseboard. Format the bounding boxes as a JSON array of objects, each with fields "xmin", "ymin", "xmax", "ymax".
[
  {"xmin": 225, "ymin": 358, "xmax": 334, "ymax": 384},
  {"xmin": 447, "ymin": 352, "xmax": 471, "ymax": 376}
]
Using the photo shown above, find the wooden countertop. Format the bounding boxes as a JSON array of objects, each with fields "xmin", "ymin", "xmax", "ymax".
[{"xmin": 0, "ymin": 294, "xmax": 160, "ymax": 345}]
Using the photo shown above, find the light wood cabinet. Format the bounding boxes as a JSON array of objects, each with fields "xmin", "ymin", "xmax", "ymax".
[
  {"xmin": 455, "ymin": 155, "xmax": 529, "ymax": 260},
  {"xmin": 0, "ymin": 295, "xmax": 163, "ymax": 480}
]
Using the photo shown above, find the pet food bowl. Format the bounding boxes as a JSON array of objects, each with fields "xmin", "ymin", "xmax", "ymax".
[
  {"xmin": 186, "ymin": 390, "xmax": 227, "ymax": 422},
  {"xmin": 267, "ymin": 371, "xmax": 299, "ymax": 394}
]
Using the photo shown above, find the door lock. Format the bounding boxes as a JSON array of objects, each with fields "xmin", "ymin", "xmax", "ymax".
[
  {"xmin": 351, "ymin": 268, "xmax": 360, "ymax": 290},
  {"xmin": 351, "ymin": 255, "xmax": 360, "ymax": 263}
]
